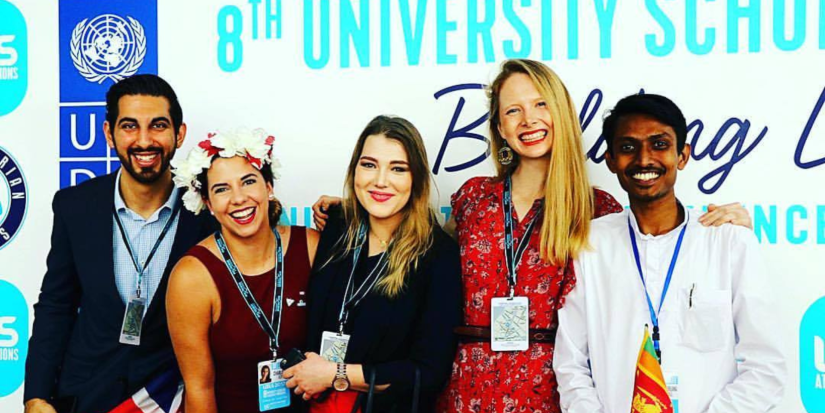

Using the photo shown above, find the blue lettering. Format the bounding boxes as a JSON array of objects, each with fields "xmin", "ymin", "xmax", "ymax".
[
  {"xmin": 340, "ymin": 0, "xmax": 370, "ymax": 68},
  {"xmin": 250, "ymin": 0, "xmax": 261, "ymax": 40},
  {"xmin": 541, "ymin": 0, "xmax": 553, "ymax": 59},
  {"xmin": 754, "ymin": 205, "xmax": 777, "ymax": 244},
  {"xmin": 303, "ymin": 0, "xmax": 330, "ymax": 69},
  {"xmin": 399, "ymin": 0, "xmax": 428, "ymax": 66},
  {"xmin": 381, "ymin": 0, "xmax": 390, "ymax": 66},
  {"xmin": 568, "ymin": 0, "xmax": 580, "ymax": 59},
  {"xmin": 774, "ymin": 0, "xmax": 805, "ymax": 50},
  {"xmin": 266, "ymin": 0, "xmax": 281, "ymax": 39},
  {"xmin": 795, "ymin": 86, "xmax": 825, "ymax": 169},
  {"xmin": 467, "ymin": 0, "xmax": 495, "ymax": 63},
  {"xmin": 580, "ymin": 89, "xmax": 607, "ymax": 163},
  {"xmin": 727, "ymin": 0, "xmax": 761, "ymax": 53},
  {"xmin": 787, "ymin": 205, "xmax": 808, "ymax": 244},
  {"xmin": 432, "ymin": 84, "xmax": 490, "ymax": 174},
  {"xmin": 818, "ymin": 206, "xmax": 825, "ymax": 244},
  {"xmin": 691, "ymin": 117, "xmax": 767, "ymax": 194},
  {"xmin": 437, "ymin": 0, "xmax": 458, "ymax": 64},
  {"xmin": 217, "ymin": 6, "xmax": 244, "ymax": 72},
  {"xmin": 646, "ymin": 0, "xmax": 676, "ymax": 56},
  {"xmin": 503, "ymin": 0, "xmax": 532, "ymax": 58},
  {"xmin": 686, "ymin": 0, "xmax": 716, "ymax": 55},
  {"xmin": 594, "ymin": 0, "xmax": 618, "ymax": 58}
]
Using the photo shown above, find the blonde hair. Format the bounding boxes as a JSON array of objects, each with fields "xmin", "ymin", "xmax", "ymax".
[
  {"xmin": 488, "ymin": 59, "xmax": 594, "ymax": 264},
  {"xmin": 336, "ymin": 115, "xmax": 436, "ymax": 297}
]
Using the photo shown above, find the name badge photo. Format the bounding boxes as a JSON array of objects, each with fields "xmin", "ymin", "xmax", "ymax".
[
  {"xmin": 491, "ymin": 296, "xmax": 529, "ymax": 351},
  {"xmin": 258, "ymin": 359, "xmax": 290, "ymax": 411},
  {"xmin": 119, "ymin": 295, "xmax": 147, "ymax": 345}
]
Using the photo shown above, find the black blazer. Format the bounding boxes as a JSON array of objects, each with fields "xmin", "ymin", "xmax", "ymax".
[
  {"xmin": 24, "ymin": 172, "xmax": 215, "ymax": 413},
  {"xmin": 307, "ymin": 210, "xmax": 462, "ymax": 413}
]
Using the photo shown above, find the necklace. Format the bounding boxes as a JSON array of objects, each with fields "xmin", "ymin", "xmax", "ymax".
[{"xmin": 369, "ymin": 231, "xmax": 390, "ymax": 249}]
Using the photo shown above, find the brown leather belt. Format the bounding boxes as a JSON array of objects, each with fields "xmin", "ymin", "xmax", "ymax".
[{"xmin": 454, "ymin": 325, "xmax": 557, "ymax": 344}]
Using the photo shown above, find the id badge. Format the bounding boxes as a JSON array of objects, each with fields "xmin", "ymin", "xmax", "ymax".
[
  {"xmin": 258, "ymin": 359, "xmax": 290, "ymax": 411},
  {"xmin": 664, "ymin": 371, "xmax": 680, "ymax": 413},
  {"xmin": 320, "ymin": 331, "xmax": 350, "ymax": 363},
  {"xmin": 119, "ymin": 295, "xmax": 147, "ymax": 346},
  {"xmin": 490, "ymin": 296, "xmax": 529, "ymax": 351}
]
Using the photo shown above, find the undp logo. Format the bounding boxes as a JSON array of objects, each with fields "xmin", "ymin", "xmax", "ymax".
[
  {"xmin": 0, "ymin": 146, "xmax": 27, "ymax": 250},
  {"xmin": 801, "ymin": 296, "xmax": 825, "ymax": 412},
  {"xmin": 70, "ymin": 14, "xmax": 146, "ymax": 84},
  {"xmin": 0, "ymin": 279, "xmax": 28, "ymax": 397},
  {"xmin": 0, "ymin": 0, "xmax": 28, "ymax": 116}
]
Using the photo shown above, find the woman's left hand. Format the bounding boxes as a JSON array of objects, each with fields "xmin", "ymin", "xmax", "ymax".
[
  {"xmin": 698, "ymin": 203, "xmax": 752, "ymax": 229},
  {"xmin": 283, "ymin": 352, "xmax": 336, "ymax": 400}
]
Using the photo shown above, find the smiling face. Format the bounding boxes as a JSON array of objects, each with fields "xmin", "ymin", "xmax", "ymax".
[
  {"xmin": 104, "ymin": 94, "xmax": 185, "ymax": 185},
  {"xmin": 496, "ymin": 72, "xmax": 554, "ymax": 160},
  {"xmin": 205, "ymin": 156, "xmax": 273, "ymax": 239},
  {"xmin": 605, "ymin": 114, "xmax": 691, "ymax": 205},
  {"xmin": 353, "ymin": 134, "xmax": 413, "ymax": 227}
]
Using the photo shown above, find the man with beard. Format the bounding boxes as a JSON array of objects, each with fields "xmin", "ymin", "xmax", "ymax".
[
  {"xmin": 553, "ymin": 94, "xmax": 785, "ymax": 413},
  {"xmin": 24, "ymin": 75, "xmax": 214, "ymax": 413}
]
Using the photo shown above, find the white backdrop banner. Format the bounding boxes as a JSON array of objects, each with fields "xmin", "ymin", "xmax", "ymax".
[{"xmin": 0, "ymin": 0, "xmax": 823, "ymax": 411}]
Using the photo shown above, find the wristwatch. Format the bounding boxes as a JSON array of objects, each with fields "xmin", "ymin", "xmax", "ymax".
[{"xmin": 332, "ymin": 362, "xmax": 350, "ymax": 391}]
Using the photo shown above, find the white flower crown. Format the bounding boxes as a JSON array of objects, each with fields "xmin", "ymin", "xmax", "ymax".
[{"xmin": 171, "ymin": 128, "xmax": 282, "ymax": 214}]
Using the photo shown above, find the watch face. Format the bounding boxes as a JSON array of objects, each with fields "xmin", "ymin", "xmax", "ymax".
[{"xmin": 333, "ymin": 377, "xmax": 350, "ymax": 391}]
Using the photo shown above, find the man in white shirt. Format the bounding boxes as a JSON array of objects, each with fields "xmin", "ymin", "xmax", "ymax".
[{"xmin": 554, "ymin": 94, "xmax": 785, "ymax": 413}]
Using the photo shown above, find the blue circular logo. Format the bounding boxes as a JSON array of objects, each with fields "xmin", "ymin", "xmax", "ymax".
[
  {"xmin": 0, "ymin": 0, "xmax": 28, "ymax": 116},
  {"xmin": 0, "ymin": 146, "xmax": 27, "ymax": 250},
  {"xmin": 0, "ymin": 279, "xmax": 28, "ymax": 397},
  {"xmin": 801, "ymin": 296, "xmax": 825, "ymax": 412}
]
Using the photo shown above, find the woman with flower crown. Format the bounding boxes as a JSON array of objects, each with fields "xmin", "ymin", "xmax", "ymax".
[{"xmin": 166, "ymin": 128, "xmax": 319, "ymax": 413}]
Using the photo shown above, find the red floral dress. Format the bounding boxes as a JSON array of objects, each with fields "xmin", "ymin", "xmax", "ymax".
[{"xmin": 436, "ymin": 177, "xmax": 623, "ymax": 413}]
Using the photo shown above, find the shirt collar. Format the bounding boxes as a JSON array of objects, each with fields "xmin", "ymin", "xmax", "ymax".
[
  {"xmin": 114, "ymin": 169, "xmax": 179, "ymax": 223},
  {"xmin": 626, "ymin": 200, "xmax": 688, "ymax": 241}
]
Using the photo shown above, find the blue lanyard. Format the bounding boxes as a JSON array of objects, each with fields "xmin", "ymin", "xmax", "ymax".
[
  {"xmin": 502, "ymin": 175, "xmax": 542, "ymax": 298},
  {"xmin": 112, "ymin": 200, "xmax": 181, "ymax": 299},
  {"xmin": 337, "ymin": 222, "xmax": 389, "ymax": 333},
  {"xmin": 627, "ymin": 214, "xmax": 688, "ymax": 362},
  {"xmin": 214, "ymin": 228, "xmax": 284, "ymax": 359}
]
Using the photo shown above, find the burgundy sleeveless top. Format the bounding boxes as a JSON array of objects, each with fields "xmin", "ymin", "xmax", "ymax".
[{"xmin": 184, "ymin": 226, "xmax": 311, "ymax": 413}]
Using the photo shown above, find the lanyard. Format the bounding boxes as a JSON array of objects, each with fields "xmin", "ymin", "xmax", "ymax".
[
  {"xmin": 112, "ymin": 201, "xmax": 181, "ymax": 299},
  {"xmin": 502, "ymin": 175, "xmax": 542, "ymax": 298},
  {"xmin": 214, "ymin": 229, "xmax": 285, "ymax": 359},
  {"xmin": 627, "ymin": 214, "xmax": 688, "ymax": 362},
  {"xmin": 337, "ymin": 222, "xmax": 389, "ymax": 334}
]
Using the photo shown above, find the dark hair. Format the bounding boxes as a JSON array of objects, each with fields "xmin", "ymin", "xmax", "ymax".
[
  {"xmin": 602, "ymin": 93, "xmax": 687, "ymax": 155},
  {"xmin": 105, "ymin": 74, "xmax": 184, "ymax": 136},
  {"xmin": 196, "ymin": 157, "xmax": 283, "ymax": 226}
]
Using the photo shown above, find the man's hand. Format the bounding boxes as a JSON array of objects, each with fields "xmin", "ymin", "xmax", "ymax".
[
  {"xmin": 698, "ymin": 203, "xmax": 753, "ymax": 229},
  {"xmin": 24, "ymin": 398, "xmax": 58, "ymax": 413},
  {"xmin": 311, "ymin": 196, "xmax": 342, "ymax": 231}
]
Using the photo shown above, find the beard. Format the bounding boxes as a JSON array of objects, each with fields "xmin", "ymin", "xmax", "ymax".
[{"xmin": 117, "ymin": 146, "xmax": 175, "ymax": 184}]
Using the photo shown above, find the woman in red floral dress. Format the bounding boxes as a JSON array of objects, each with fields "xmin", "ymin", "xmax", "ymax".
[{"xmin": 435, "ymin": 59, "xmax": 622, "ymax": 413}]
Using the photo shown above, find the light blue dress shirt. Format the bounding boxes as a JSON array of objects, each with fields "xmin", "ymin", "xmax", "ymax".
[{"xmin": 113, "ymin": 171, "xmax": 181, "ymax": 305}]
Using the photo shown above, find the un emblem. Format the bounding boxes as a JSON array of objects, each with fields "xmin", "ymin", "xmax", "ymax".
[{"xmin": 70, "ymin": 14, "xmax": 146, "ymax": 84}]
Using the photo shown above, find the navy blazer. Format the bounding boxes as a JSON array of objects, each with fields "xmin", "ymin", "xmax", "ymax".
[{"xmin": 24, "ymin": 172, "xmax": 215, "ymax": 413}]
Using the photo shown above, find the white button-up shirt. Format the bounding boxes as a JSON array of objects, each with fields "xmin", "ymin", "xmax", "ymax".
[{"xmin": 554, "ymin": 208, "xmax": 785, "ymax": 413}]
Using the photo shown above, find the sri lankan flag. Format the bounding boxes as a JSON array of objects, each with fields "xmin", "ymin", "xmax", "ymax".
[{"xmin": 630, "ymin": 327, "xmax": 673, "ymax": 413}]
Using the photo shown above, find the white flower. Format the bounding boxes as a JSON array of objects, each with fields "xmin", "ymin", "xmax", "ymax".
[
  {"xmin": 270, "ymin": 157, "xmax": 282, "ymax": 180},
  {"xmin": 182, "ymin": 186, "xmax": 205, "ymax": 214}
]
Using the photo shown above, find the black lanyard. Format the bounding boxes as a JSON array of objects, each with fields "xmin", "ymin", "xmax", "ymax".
[
  {"xmin": 112, "ymin": 200, "xmax": 181, "ymax": 299},
  {"xmin": 502, "ymin": 175, "xmax": 542, "ymax": 298},
  {"xmin": 214, "ymin": 229, "xmax": 285, "ymax": 359},
  {"xmin": 337, "ymin": 222, "xmax": 389, "ymax": 334}
]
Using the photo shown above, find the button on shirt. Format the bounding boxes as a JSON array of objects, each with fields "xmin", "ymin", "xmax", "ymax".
[
  {"xmin": 113, "ymin": 171, "xmax": 180, "ymax": 305},
  {"xmin": 554, "ymin": 208, "xmax": 786, "ymax": 413}
]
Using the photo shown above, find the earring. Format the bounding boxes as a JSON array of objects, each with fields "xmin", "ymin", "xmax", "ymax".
[
  {"xmin": 268, "ymin": 193, "xmax": 276, "ymax": 200},
  {"xmin": 498, "ymin": 141, "xmax": 514, "ymax": 166}
]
